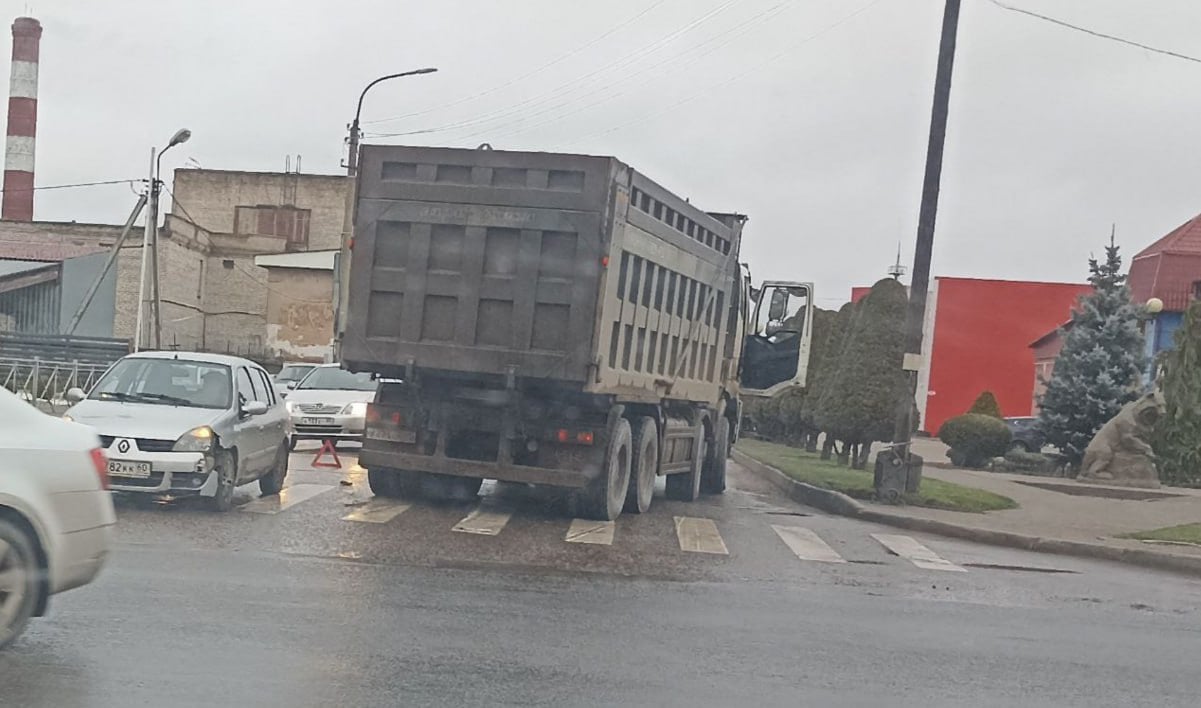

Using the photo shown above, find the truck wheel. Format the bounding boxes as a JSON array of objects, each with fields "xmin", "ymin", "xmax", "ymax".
[
  {"xmin": 624, "ymin": 417, "xmax": 658, "ymax": 514},
  {"xmin": 666, "ymin": 424, "xmax": 704, "ymax": 502},
  {"xmin": 0, "ymin": 518, "xmax": 39, "ymax": 650},
  {"xmin": 701, "ymin": 417, "xmax": 729, "ymax": 494},
  {"xmin": 581, "ymin": 418, "xmax": 632, "ymax": 521},
  {"xmin": 396, "ymin": 471, "xmax": 426, "ymax": 498},
  {"xmin": 367, "ymin": 468, "xmax": 401, "ymax": 498}
]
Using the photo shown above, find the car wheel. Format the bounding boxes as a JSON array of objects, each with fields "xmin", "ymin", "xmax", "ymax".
[
  {"xmin": 207, "ymin": 451, "xmax": 236, "ymax": 512},
  {"xmin": 0, "ymin": 518, "xmax": 39, "ymax": 650},
  {"xmin": 287, "ymin": 436, "xmax": 297, "ymax": 452},
  {"xmin": 259, "ymin": 444, "xmax": 288, "ymax": 496}
]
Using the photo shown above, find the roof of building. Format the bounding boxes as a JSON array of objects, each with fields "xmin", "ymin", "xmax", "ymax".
[
  {"xmin": 1029, "ymin": 319, "xmax": 1072, "ymax": 349},
  {"xmin": 1130, "ymin": 212, "xmax": 1201, "ymax": 312},
  {"xmin": 253, "ymin": 249, "xmax": 337, "ymax": 271},
  {"xmin": 0, "ymin": 259, "xmax": 55, "ymax": 278}
]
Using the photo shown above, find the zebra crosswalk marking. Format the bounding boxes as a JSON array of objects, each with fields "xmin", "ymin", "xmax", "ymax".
[
  {"xmin": 871, "ymin": 533, "xmax": 966, "ymax": 572},
  {"xmin": 565, "ymin": 519, "xmax": 616, "ymax": 545},
  {"xmin": 241, "ymin": 484, "xmax": 333, "ymax": 515},
  {"xmin": 343, "ymin": 499, "xmax": 410, "ymax": 524},
  {"xmin": 772, "ymin": 525, "xmax": 846, "ymax": 563},
  {"xmin": 452, "ymin": 508, "xmax": 512, "ymax": 536},
  {"xmin": 674, "ymin": 516, "xmax": 728, "ymax": 555}
]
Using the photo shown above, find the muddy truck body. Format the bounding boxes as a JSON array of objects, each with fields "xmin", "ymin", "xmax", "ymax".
[{"xmin": 342, "ymin": 145, "xmax": 813, "ymax": 519}]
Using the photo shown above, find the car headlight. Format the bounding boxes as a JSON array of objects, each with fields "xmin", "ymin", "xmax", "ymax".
[
  {"xmin": 285, "ymin": 400, "xmax": 296, "ymax": 413},
  {"xmin": 342, "ymin": 402, "xmax": 367, "ymax": 416},
  {"xmin": 173, "ymin": 426, "xmax": 215, "ymax": 452},
  {"xmin": 61, "ymin": 413, "xmax": 73, "ymax": 422}
]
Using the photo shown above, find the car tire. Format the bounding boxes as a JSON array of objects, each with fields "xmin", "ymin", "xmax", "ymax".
[
  {"xmin": 258, "ymin": 444, "xmax": 288, "ymax": 496},
  {"xmin": 287, "ymin": 436, "xmax": 298, "ymax": 452},
  {"xmin": 701, "ymin": 417, "xmax": 729, "ymax": 495},
  {"xmin": 0, "ymin": 518, "xmax": 40, "ymax": 650},
  {"xmin": 580, "ymin": 418, "xmax": 632, "ymax": 521},
  {"xmin": 207, "ymin": 451, "xmax": 236, "ymax": 512},
  {"xmin": 624, "ymin": 417, "xmax": 658, "ymax": 514}
]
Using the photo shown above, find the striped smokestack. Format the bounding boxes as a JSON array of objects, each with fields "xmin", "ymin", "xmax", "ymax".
[{"xmin": 2, "ymin": 16, "xmax": 40, "ymax": 221}]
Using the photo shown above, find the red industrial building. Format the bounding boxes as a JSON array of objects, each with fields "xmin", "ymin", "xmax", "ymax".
[{"xmin": 851, "ymin": 277, "xmax": 1091, "ymax": 434}]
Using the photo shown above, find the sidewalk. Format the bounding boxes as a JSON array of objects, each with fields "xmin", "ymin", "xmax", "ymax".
[{"xmin": 734, "ymin": 444, "xmax": 1201, "ymax": 575}]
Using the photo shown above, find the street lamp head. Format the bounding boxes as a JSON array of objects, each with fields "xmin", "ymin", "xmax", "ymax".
[
  {"xmin": 413, "ymin": 67, "xmax": 438, "ymax": 75},
  {"xmin": 1145, "ymin": 297, "xmax": 1164, "ymax": 315},
  {"xmin": 167, "ymin": 129, "xmax": 192, "ymax": 148}
]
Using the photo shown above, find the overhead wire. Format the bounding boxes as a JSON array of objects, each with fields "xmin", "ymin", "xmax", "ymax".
[
  {"xmin": 0, "ymin": 178, "xmax": 141, "ymax": 193},
  {"xmin": 364, "ymin": 0, "xmax": 746, "ymax": 139},
  {"xmin": 364, "ymin": 0, "xmax": 670, "ymax": 126},
  {"xmin": 985, "ymin": 0, "xmax": 1201, "ymax": 65}
]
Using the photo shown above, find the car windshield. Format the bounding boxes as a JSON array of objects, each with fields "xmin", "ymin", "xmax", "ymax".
[
  {"xmin": 89, "ymin": 358, "xmax": 232, "ymax": 409},
  {"xmin": 295, "ymin": 367, "xmax": 376, "ymax": 391},
  {"xmin": 277, "ymin": 365, "xmax": 315, "ymax": 383}
]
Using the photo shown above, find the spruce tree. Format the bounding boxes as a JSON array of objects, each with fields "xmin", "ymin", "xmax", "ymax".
[
  {"xmin": 813, "ymin": 279, "xmax": 910, "ymax": 468},
  {"xmin": 1038, "ymin": 239, "xmax": 1146, "ymax": 464},
  {"xmin": 968, "ymin": 391, "xmax": 1003, "ymax": 419},
  {"xmin": 1153, "ymin": 302, "xmax": 1201, "ymax": 487}
]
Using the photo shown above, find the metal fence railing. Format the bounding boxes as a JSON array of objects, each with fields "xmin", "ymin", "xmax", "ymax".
[{"xmin": 0, "ymin": 357, "xmax": 112, "ymax": 414}]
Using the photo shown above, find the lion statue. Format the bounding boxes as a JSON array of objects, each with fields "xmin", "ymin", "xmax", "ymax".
[{"xmin": 1078, "ymin": 390, "xmax": 1165, "ymax": 488}]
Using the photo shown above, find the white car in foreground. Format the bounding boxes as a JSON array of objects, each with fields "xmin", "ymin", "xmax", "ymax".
[{"xmin": 0, "ymin": 387, "xmax": 115, "ymax": 649}]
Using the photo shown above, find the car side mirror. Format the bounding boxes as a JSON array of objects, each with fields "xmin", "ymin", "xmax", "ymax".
[
  {"xmin": 66, "ymin": 387, "xmax": 86, "ymax": 404},
  {"xmin": 286, "ymin": 381, "xmax": 298, "ymax": 390},
  {"xmin": 243, "ymin": 400, "xmax": 269, "ymax": 416}
]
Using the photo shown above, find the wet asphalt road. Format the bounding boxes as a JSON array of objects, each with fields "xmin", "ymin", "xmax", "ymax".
[{"xmin": 3, "ymin": 447, "xmax": 1201, "ymax": 707}]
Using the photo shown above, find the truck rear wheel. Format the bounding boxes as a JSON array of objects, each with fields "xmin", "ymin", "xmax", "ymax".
[
  {"xmin": 624, "ymin": 417, "xmax": 658, "ymax": 514},
  {"xmin": 367, "ymin": 468, "xmax": 401, "ymax": 498},
  {"xmin": 422, "ymin": 474, "xmax": 483, "ymax": 502},
  {"xmin": 665, "ymin": 424, "xmax": 704, "ymax": 502},
  {"xmin": 581, "ymin": 418, "xmax": 631, "ymax": 521},
  {"xmin": 701, "ymin": 417, "xmax": 729, "ymax": 494}
]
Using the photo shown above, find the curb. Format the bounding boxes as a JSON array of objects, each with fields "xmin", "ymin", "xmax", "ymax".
[{"xmin": 732, "ymin": 449, "xmax": 1201, "ymax": 578}]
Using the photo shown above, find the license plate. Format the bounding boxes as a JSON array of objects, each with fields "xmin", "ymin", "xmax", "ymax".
[
  {"xmin": 108, "ymin": 460, "xmax": 152, "ymax": 478},
  {"xmin": 367, "ymin": 428, "xmax": 417, "ymax": 443},
  {"xmin": 300, "ymin": 417, "xmax": 335, "ymax": 425}
]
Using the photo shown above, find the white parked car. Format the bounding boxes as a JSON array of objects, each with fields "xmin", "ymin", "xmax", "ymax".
[
  {"xmin": 0, "ymin": 387, "xmax": 115, "ymax": 649},
  {"xmin": 272, "ymin": 361, "xmax": 317, "ymax": 400},
  {"xmin": 64, "ymin": 352, "xmax": 290, "ymax": 511},
  {"xmin": 285, "ymin": 364, "xmax": 378, "ymax": 449}
]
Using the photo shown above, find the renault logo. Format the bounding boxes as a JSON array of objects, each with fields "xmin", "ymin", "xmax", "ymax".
[{"xmin": 117, "ymin": 439, "xmax": 131, "ymax": 454}]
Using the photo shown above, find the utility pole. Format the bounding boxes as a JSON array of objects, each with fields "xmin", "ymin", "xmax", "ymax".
[
  {"xmin": 149, "ymin": 156, "xmax": 163, "ymax": 350},
  {"xmin": 134, "ymin": 147, "xmax": 155, "ymax": 352},
  {"xmin": 889, "ymin": 0, "xmax": 962, "ymax": 480}
]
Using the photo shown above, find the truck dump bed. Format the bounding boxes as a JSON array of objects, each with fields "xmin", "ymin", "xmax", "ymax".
[{"xmin": 343, "ymin": 145, "xmax": 742, "ymax": 403}]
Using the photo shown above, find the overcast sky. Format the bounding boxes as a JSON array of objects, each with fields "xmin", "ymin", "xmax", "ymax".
[{"xmin": 13, "ymin": 0, "xmax": 1201, "ymax": 306}]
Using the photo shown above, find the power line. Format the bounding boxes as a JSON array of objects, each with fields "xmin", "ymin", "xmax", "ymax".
[
  {"xmin": 364, "ymin": 0, "xmax": 670, "ymax": 126},
  {"xmin": 0, "ymin": 178, "xmax": 141, "ymax": 194},
  {"xmin": 986, "ymin": 0, "xmax": 1201, "ymax": 64}
]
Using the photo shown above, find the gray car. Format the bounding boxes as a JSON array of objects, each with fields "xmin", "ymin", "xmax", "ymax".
[
  {"xmin": 63, "ymin": 351, "xmax": 290, "ymax": 511},
  {"xmin": 284, "ymin": 365, "xmax": 378, "ymax": 449}
]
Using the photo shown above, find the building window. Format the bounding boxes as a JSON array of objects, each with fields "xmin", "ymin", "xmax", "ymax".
[{"xmin": 234, "ymin": 205, "xmax": 311, "ymax": 247}]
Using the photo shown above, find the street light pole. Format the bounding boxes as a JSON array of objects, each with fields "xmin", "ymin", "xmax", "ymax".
[
  {"xmin": 333, "ymin": 68, "xmax": 437, "ymax": 359},
  {"xmin": 890, "ymin": 0, "xmax": 962, "ymax": 474},
  {"xmin": 133, "ymin": 129, "xmax": 191, "ymax": 352}
]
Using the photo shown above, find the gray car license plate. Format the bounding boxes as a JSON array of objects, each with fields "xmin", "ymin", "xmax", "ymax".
[{"xmin": 301, "ymin": 417, "xmax": 336, "ymax": 425}]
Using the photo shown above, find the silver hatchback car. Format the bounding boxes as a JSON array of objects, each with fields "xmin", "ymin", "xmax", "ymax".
[{"xmin": 64, "ymin": 352, "xmax": 289, "ymax": 511}]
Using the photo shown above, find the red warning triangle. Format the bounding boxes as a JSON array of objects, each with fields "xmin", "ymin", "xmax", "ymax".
[{"xmin": 311, "ymin": 439, "xmax": 342, "ymax": 469}]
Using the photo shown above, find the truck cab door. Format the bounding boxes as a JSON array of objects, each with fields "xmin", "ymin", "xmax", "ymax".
[{"xmin": 739, "ymin": 281, "xmax": 814, "ymax": 397}]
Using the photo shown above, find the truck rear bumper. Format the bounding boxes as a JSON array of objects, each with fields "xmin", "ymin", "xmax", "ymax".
[{"xmin": 358, "ymin": 448, "xmax": 596, "ymax": 489}]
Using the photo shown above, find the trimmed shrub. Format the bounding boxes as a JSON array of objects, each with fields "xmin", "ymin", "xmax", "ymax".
[
  {"xmin": 968, "ymin": 391, "xmax": 1003, "ymax": 419},
  {"xmin": 938, "ymin": 413, "xmax": 1011, "ymax": 468}
]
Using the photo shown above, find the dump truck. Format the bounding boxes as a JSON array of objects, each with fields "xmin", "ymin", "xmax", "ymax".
[{"xmin": 341, "ymin": 145, "xmax": 813, "ymax": 520}]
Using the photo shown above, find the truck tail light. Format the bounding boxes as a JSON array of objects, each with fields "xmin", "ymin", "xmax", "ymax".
[
  {"xmin": 89, "ymin": 448, "xmax": 109, "ymax": 490},
  {"xmin": 554, "ymin": 429, "xmax": 595, "ymax": 446}
]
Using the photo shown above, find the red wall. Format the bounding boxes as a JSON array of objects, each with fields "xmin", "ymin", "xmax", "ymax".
[{"xmin": 923, "ymin": 278, "xmax": 1091, "ymax": 434}]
